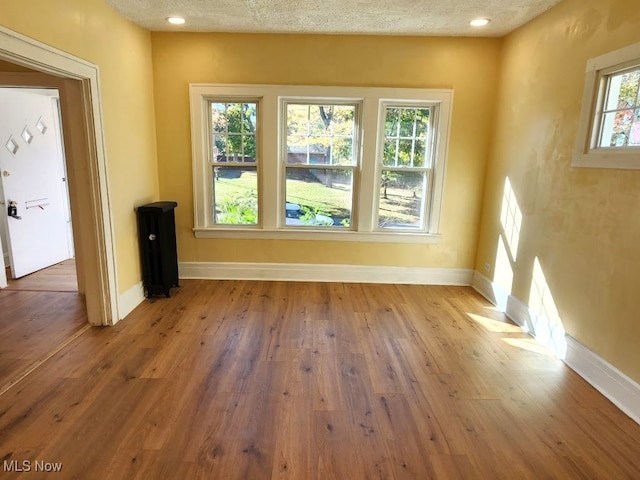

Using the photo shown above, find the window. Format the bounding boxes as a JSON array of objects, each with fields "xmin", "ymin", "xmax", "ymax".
[
  {"xmin": 210, "ymin": 102, "xmax": 258, "ymax": 225},
  {"xmin": 598, "ymin": 67, "xmax": 640, "ymax": 148},
  {"xmin": 574, "ymin": 41, "xmax": 640, "ymax": 169},
  {"xmin": 190, "ymin": 84, "xmax": 453, "ymax": 243},
  {"xmin": 283, "ymin": 102, "xmax": 358, "ymax": 228},
  {"xmin": 378, "ymin": 105, "xmax": 434, "ymax": 230}
]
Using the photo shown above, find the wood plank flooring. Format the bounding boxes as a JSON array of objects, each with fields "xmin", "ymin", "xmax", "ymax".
[
  {"xmin": 4, "ymin": 259, "xmax": 78, "ymax": 292},
  {"xmin": 0, "ymin": 260, "xmax": 86, "ymax": 394},
  {"xmin": 0, "ymin": 280, "xmax": 639, "ymax": 479}
]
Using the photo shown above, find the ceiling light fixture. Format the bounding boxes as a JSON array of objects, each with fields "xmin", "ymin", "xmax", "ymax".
[
  {"xmin": 470, "ymin": 18, "xmax": 490, "ymax": 27},
  {"xmin": 166, "ymin": 16, "xmax": 186, "ymax": 25}
]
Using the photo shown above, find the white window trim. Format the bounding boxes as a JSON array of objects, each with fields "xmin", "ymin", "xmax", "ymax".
[
  {"xmin": 573, "ymin": 41, "xmax": 640, "ymax": 169},
  {"xmin": 190, "ymin": 84, "xmax": 453, "ymax": 243}
]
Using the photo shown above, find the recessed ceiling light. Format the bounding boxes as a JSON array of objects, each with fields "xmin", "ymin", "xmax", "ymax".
[
  {"xmin": 470, "ymin": 18, "xmax": 490, "ymax": 27},
  {"xmin": 166, "ymin": 16, "xmax": 186, "ymax": 25}
]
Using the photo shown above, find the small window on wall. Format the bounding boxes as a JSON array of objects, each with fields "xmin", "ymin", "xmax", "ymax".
[
  {"xmin": 210, "ymin": 101, "xmax": 259, "ymax": 225},
  {"xmin": 598, "ymin": 67, "xmax": 640, "ymax": 148},
  {"xmin": 574, "ymin": 41, "xmax": 640, "ymax": 169}
]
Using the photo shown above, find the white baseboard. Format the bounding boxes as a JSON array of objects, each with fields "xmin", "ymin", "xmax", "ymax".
[
  {"xmin": 472, "ymin": 271, "xmax": 640, "ymax": 425},
  {"xmin": 117, "ymin": 281, "xmax": 145, "ymax": 322},
  {"xmin": 471, "ymin": 271, "xmax": 498, "ymax": 304},
  {"xmin": 564, "ymin": 336, "xmax": 640, "ymax": 425},
  {"xmin": 471, "ymin": 270, "xmax": 512, "ymax": 312},
  {"xmin": 179, "ymin": 261, "xmax": 474, "ymax": 286},
  {"xmin": 504, "ymin": 294, "xmax": 533, "ymax": 332}
]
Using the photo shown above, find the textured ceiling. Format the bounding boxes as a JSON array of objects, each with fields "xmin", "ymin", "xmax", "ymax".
[{"xmin": 104, "ymin": 0, "xmax": 563, "ymax": 37}]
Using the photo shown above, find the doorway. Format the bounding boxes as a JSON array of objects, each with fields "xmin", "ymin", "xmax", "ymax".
[{"xmin": 0, "ymin": 25, "xmax": 119, "ymax": 326}]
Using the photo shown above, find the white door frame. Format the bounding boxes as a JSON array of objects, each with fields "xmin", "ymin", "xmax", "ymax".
[
  {"xmin": 0, "ymin": 158, "xmax": 5, "ymax": 288},
  {"xmin": 0, "ymin": 26, "xmax": 118, "ymax": 325},
  {"xmin": 0, "ymin": 234, "xmax": 5, "ymax": 288}
]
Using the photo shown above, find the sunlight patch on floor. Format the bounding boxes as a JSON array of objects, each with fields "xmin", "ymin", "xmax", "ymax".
[
  {"xmin": 467, "ymin": 312, "xmax": 523, "ymax": 333},
  {"xmin": 502, "ymin": 337, "xmax": 556, "ymax": 357}
]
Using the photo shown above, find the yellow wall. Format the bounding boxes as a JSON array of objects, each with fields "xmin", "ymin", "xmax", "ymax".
[
  {"xmin": 152, "ymin": 32, "xmax": 501, "ymax": 268},
  {"xmin": 0, "ymin": 0, "xmax": 159, "ymax": 294},
  {"xmin": 475, "ymin": 0, "xmax": 640, "ymax": 382}
]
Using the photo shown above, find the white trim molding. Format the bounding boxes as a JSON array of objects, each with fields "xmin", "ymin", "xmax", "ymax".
[
  {"xmin": 471, "ymin": 270, "xmax": 509, "ymax": 311},
  {"xmin": 180, "ymin": 261, "xmax": 473, "ymax": 285},
  {"xmin": 0, "ymin": 251, "xmax": 6, "ymax": 288},
  {"xmin": 564, "ymin": 336, "xmax": 640, "ymax": 425},
  {"xmin": 472, "ymin": 271, "xmax": 640, "ymax": 425},
  {"xmin": 117, "ymin": 281, "xmax": 145, "ymax": 321},
  {"xmin": 194, "ymin": 228, "xmax": 442, "ymax": 244}
]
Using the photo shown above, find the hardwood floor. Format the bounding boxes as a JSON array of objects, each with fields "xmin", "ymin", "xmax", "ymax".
[
  {"xmin": 4, "ymin": 259, "xmax": 78, "ymax": 292},
  {"xmin": 0, "ymin": 260, "xmax": 86, "ymax": 394},
  {"xmin": 0, "ymin": 280, "xmax": 639, "ymax": 479}
]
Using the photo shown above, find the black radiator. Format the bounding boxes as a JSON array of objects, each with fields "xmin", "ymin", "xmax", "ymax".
[{"xmin": 136, "ymin": 201, "xmax": 179, "ymax": 298}]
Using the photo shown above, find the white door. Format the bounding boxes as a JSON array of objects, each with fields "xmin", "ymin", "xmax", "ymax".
[{"xmin": 0, "ymin": 88, "xmax": 71, "ymax": 278}]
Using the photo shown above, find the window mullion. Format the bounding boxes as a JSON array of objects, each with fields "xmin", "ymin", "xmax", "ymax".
[
  {"xmin": 411, "ymin": 110, "xmax": 418, "ymax": 168},
  {"xmin": 260, "ymin": 94, "xmax": 278, "ymax": 230},
  {"xmin": 192, "ymin": 99, "xmax": 205, "ymax": 228},
  {"xmin": 329, "ymin": 114, "xmax": 334, "ymax": 165},
  {"xmin": 306, "ymin": 106, "xmax": 311, "ymax": 164},
  {"xmin": 394, "ymin": 119, "xmax": 400, "ymax": 167},
  {"xmin": 356, "ymin": 97, "xmax": 379, "ymax": 233}
]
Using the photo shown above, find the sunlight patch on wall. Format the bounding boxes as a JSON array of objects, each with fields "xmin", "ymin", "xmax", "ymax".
[
  {"xmin": 500, "ymin": 177, "xmax": 522, "ymax": 261},
  {"xmin": 487, "ymin": 177, "xmax": 522, "ymax": 311},
  {"xmin": 529, "ymin": 257, "xmax": 567, "ymax": 358},
  {"xmin": 493, "ymin": 235, "xmax": 513, "ymax": 310}
]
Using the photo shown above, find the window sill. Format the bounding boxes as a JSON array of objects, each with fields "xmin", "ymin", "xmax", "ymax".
[
  {"xmin": 572, "ymin": 149, "xmax": 640, "ymax": 170},
  {"xmin": 193, "ymin": 228, "xmax": 442, "ymax": 244}
]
